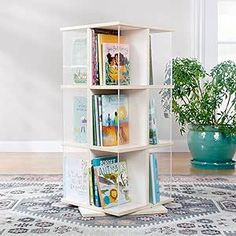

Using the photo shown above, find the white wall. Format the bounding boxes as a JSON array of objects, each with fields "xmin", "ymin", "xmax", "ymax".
[{"xmin": 0, "ymin": 0, "xmax": 192, "ymax": 152}]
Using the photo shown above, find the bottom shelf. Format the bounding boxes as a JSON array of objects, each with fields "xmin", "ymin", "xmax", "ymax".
[{"xmin": 62, "ymin": 196, "xmax": 174, "ymax": 217}]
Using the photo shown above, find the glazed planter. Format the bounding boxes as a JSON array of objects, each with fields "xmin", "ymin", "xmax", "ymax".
[{"xmin": 187, "ymin": 125, "xmax": 236, "ymax": 170}]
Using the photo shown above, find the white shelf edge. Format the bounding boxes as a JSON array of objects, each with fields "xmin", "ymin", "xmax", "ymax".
[
  {"xmin": 62, "ymin": 141, "xmax": 173, "ymax": 153},
  {"xmin": 61, "ymin": 85, "xmax": 87, "ymax": 89},
  {"xmin": 60, "ymin": 21, "xmax": 173, "ymax": 32}
]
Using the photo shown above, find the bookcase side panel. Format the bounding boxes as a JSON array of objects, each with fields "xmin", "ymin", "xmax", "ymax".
[
  {"xmin": 63, "ymin": 29, "xmax": 88, "ymax": 85},
  {"xmin": 63, "ymin": 88, "xmax": 89, "ymax": 146},
  {"xmin": 63, "ymin": 147, "xmax": 90, "ymax": 206}
]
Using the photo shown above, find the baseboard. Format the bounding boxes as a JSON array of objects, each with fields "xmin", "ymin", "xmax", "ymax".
[
  {"xmin": 0, "ymin": 141, "xmax": 62, "ymax": 152},
  {"xmin": 0, "ymin": 140, "xmax": 189, "ymax": 152}
]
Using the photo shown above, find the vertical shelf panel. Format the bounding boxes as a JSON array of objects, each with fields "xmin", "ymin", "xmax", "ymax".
[{"xmin": 63, "ymin": 29, "xmax": 88, "ymax": 85}]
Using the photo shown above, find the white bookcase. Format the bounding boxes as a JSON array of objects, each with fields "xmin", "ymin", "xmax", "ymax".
[{"xmin": 61, "ymin": 22, "xmax": 173, "ymax": 216}]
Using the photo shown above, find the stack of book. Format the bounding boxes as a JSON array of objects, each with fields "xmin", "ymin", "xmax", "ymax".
[
  {"xmin": 92, "ymin": 94, "xmax": 129, "ymax": 146},
  {"xmin": 89, "ymin": 156, "xmax": 131, "ymax": 208},
  {"xmin": 91, "ymin": 29, "xmax": 130, "ymax": 86}
]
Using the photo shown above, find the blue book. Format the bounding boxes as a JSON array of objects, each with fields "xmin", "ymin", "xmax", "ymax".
[
  {"xmin": 91, "ymin": 156, "xmax": 118, "ymax": 207},
  {"xmin": 149, "ymin": 153, "xmax": 160, "ymax": 204},
  {"xmin": 74, "ymin": 96, "xmax": 87, "ymax": 143}
]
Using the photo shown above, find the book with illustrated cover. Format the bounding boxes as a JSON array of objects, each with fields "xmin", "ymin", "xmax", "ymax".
[
  {"xmin": 97, "ymin": 34, "xmax": 125, "ymax": 85},
  {"xmin": 94, "ymin": 161, "xmax": 130, "ymax": 209},
  {"xmin": 103, "ymin": 43, "xmax": 130, "ymax": 85},
  {"xmin": 91, "ymin": 156, "xmax": 118, "ymax": 207},
  {"xmin": 149, "ymin": 153, "xmax": 160, "ymax": 204},
  {"xmin": 64, "ymin": 153, "xmax": 89, "ymax": 204},
  {"xmin": 91, "ymin": 29, "xmax": 118, "ymax": 85},
  {"xmin": 71, "ymin": 36, "xmax": 87, "ymax": 84},
  {"xmin": 101, "ymin": 94, "xmax": 129, "ymax": 146},
  {"xmin": 74, "ymin": 96, "xmax": 87, "ymax": 143}
]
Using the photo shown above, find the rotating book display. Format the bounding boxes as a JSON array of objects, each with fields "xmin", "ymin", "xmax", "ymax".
[{"xmin": 61, "ymin": 22, "xmax": 173, "ymax": 216}]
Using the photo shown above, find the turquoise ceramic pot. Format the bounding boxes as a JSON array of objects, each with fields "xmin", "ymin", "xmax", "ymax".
[{"xmin": 187, "ymin": 125, "xmax": 236, "ymax": 169}]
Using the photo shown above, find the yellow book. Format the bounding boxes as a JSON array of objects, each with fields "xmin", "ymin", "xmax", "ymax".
[{"xmin": 97, "ymin": 34, "xmax": 124, "ymax": 85}]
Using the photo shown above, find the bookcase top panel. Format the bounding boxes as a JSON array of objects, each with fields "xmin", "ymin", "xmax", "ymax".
[{"xmin": 60, "ymin": 21, "xmax": 173, "ymax": 33}]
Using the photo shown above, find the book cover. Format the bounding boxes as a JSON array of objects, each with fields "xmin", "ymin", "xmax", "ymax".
[
  {"xmin": 103, "ymin": 43, "xmax": 130, "ymax": 85},
  {"xmin": 74, "ymin": 96, "xmax": 87, "ymax": 143},
  {"xmin": 92, "ymin": 29, "xmax": 118, "ymax": 85},
  {"xmin": 63, "ymin": 153, "xmax": 89, "ymax": 204},
  {"xmin": 149, "ymin": 153, "xmax": 160, "ymax": 204},
  {"xmin": 95, "ymin": 161, "xmax": 130, "ymax": 209},
  {"xmin": 101, "ymin": 94, "xmax": 129, "ymax": 146},
  {"xmin": 98, "ymin": 96, "xmax": 103, "ymax": 146},
  {"xmin": 149, "ymin": 97, "xmax": 159, "ymax": 145},
  {"xmin": 91, "ymin": 156, "xmax": 118, "ymax": 207},
  {"xmin": 97, "ymin": 34, "xmax": 125, "ymax": 85}
]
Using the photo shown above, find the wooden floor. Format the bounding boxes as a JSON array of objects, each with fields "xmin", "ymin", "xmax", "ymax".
[{"xmin": 0, "ymin": 152, "xmax": 235, "ymax": 175}]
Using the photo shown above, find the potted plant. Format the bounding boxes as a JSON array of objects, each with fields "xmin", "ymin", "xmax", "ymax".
[{"xmin": 172, "ymin": 58, "xmax": 236, "ymax": 169}]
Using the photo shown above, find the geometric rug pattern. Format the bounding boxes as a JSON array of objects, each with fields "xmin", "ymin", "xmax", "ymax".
[{"xmin": 0, "ymin": 175, "xmax": 235, "ymax": 235}]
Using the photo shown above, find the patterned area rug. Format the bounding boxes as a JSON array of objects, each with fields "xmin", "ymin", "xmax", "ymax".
[{"xmin": 0, "ymin": 175, "xmax": 235, "ymax": 236}]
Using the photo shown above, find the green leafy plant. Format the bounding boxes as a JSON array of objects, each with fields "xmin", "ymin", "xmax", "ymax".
[{"xmin": 172, "ymin": 58, "xmax": 236, "ymax": 136}]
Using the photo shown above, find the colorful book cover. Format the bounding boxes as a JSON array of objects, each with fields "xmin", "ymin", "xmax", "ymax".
[
  {"xmin": 95, "ymin": 161, "xmax": 130, "ymax": 209},
  {"xmin": 103, "ymin": 43, "xmax": 130, "ymax": 85},
  {"xmin": 92, "ymin": 29, "xmax": 118, "ymax": 85},
  {"xmin": 91, "ymin": 156, "xmax": 118, "ymax": 207},
  {"xmin": 149, "ymin": 97, "xmax": 159, "ymax": 145},
  {"xmin": 74, "ymin": 96, "xmax": 87, "ymax": 143},
  {"xmin": 149, "ymin": 153, "xmax": 160, "ymax": 204},
  {"xmin": 97, "ymin": 34, "xmax": 125, "ymax": 85},
  {"xmin": 101, "ymin": 94, "xmax": 129, "ymax": 146}
]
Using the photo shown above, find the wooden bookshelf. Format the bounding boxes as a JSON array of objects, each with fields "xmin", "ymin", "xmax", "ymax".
[{"xmin": 61, "ymin": 22, "xmax": 173, "ymax": 216}]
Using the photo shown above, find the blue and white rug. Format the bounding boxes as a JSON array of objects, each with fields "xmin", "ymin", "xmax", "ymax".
[{"xmin": 0, "ymin": 175, "xmax": 235, "ymax": 236}]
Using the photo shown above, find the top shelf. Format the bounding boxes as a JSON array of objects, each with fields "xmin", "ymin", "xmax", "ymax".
[{"xmin": 60, "ymin": 21, "xmax": 173, "ymax": 33}]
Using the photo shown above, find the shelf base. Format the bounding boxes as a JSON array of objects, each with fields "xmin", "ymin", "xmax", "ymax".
[{"xmin": 62, "ymin": 196, "xmax": 174, "ymax": 217}]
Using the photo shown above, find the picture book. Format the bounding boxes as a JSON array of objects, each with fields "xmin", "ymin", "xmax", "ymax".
[
  {"xmin": 149, "ymin": 97, "xmax": 159, "ymax": 145},
  {"xmin": 103, "ymin": 43, "xmax": 130, "ymax": 85},
  {"xmin": 149, "ymin": 153, "xmax": 160, "ymax": 204},
  {"xmin": 91, "ymin": 156, "xmax": 118, "ymax": 207},
  {"xmin": 74, "ymin": 96, "xmax": 87, "ymax": 143},
  {"xmin": 88, "ymin": 167, "xmax": 94, "ymax": 205},
  {"xmin": 63, "ymin": 153, "xmax": 89, "ymax": 205},
  {"xmin": 72, "ymin": 66, "xmax": 87, "ymax": 84},
  {"xmin": 97, "ymin": 34, "xmax": 125, "ymax": 85},
  {"xmin": 91, "ymin": 29, "xmax": 118, "ymax": 85},
  {"xmin": 101, "ymin": 94, "xmax": 129, "ymax": 146},
  {"xmin": 94, "ymin": 161, "xmax": 130, "ymax": 209}
]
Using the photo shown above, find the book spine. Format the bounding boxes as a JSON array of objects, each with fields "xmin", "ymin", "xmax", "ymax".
[
  {"xmin": 92, "ymin": 95, "xmax": 97, "ymax": 145},
  {"xmin": 92, "ymin": 166, "xmax": 101, "ymax": 207},
  {"xmin": 150, "ymin": 153, "xmax": 157, "ymax": 204},
  {"xmin": 88, "ymin": 167, "xmax": 94, "ymax": 205},
  {"xmin": 91, "ymin": 29, "xmax": 96, "ymax": 85},
  {"xmin": 153, "ymin": 153, "xmax": 160, "ymax": 202},
  {"xmin": 97, "ymin": 36, "xmax": 103, "ymax": 85},
  {"xmin": 98, "ymin": 96, "xmax": 103, "ymax": 146},
  {"xmin": 94, "ymin": 168, "xmax": 104, "ymax": 208},
  {"xmin": 94, "ymin": 95, "xmax": 100, "ymax": 146}
]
